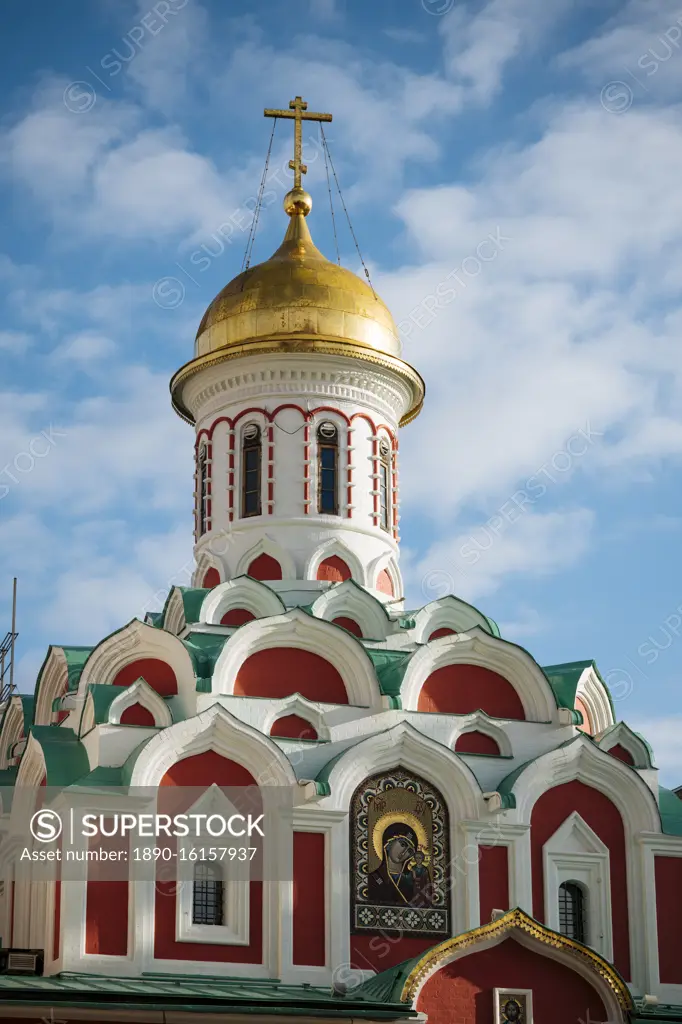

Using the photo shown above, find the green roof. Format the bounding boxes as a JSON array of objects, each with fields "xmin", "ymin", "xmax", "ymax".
[
  {"xmin": 160, "ymin": 587, "xmax": 211, "ymax": 629},
  {"xmin": 542, "ymin": 659, "xmax": 615, "ymax": 716},
  {"xmin": 366, "ymin": 649, "xmax": 413, "ymax": 704},
  {"xmin": 28, "ymin": 727, "xmax": 90, "ymax": 788},
  {"xmin": 85, "ymin": 684, "xmax": 119, "ymax": 726},
  {"xmin": 183, "ymin": 632, "xmax": 229, "ymax": 691},
  {"xmin": 0, "ymin": 973, "xmax": 418, "ymax": 1019},
  {"xmin": 659, "ymin": 786, "xmax": 682, "ymax": 836}
]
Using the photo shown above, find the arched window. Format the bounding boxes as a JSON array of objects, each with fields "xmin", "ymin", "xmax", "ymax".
[
  {"xmin": 241, "ymin": 424, "xmax": 261, "ymax": 518},
  {"xmin": 558, "ymin": 881, "xmax": 586, "ymax": 943},
  {"xmin": 192, "ymin": 862, "xmax": 224, "ymax": 926},
  {"xmin": 318, "ymin": 422, "xmax": 338, "ymax": 515},
  {"xmin": 379, "ymin": 438, "xmax": 391, "ymax": 532},
  {"xmin": 197, "ymin": 443, "xmax": 209, "ymax": 536}
]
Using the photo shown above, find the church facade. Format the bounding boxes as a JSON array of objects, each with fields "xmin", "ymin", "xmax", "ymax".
[{"xmin": 1, "ymin": 100, "xmax": 681, "ymax": 1024}]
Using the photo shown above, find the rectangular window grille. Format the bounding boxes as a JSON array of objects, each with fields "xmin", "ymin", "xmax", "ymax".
[
  {"xmin": 319, "ymin": 444, "xmax": 338, "ymax": 515},
  {"xmin": 558, "ymin": 882, "xmax": 585, "ymax": 943},
  {"xmin": 192, "ymin": 863, "xmax": 224, "ymax": 926},
  {"xmin": 242, "ymin": 435, "xmax": 262, "ymax": 517}
]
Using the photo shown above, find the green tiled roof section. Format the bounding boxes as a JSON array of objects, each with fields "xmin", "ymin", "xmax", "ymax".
[
  {"xmin": 0, "ymin": 767, "xmax": 18, "ymax": 806},
  {"xmin": 87, "ymin": 684, "xmax": 118, "ymax": 725},
  {"xmin": 183, "ymin": 631, "xmax": 229, "ymax": 690},
  {"xmin": 19, "ymin": 696, "xmax": 34, "ymax": 728},
  {"xmin": 634, "ymin": 1001, "xmax": 682, "ymax": 1021},
  {"xmin": 352, "ymin": 957, "xmax": 418, "ymax": 1003},
  {"xmin": 160, "ymin": 587, "xmax": 211, "ymax": 628},
  {"xmin": 146, "ymin": 611, "xmax": 163, "ymax": 627},
  {"xmin": 29, "ymin": 727, "xmax": 90, "ymax": 788},
  {"xmin": 542, "ymin": 659, "xmax": 615, "ymax": 716},
  {"xmin": 63, "ymin": 646, "xmax": 95, "ymax": 690},
  {"xmin": 659, "ymin": 787, "xmax": 682, "ymax": 836},
  {"xmin": 73, "ymin": 765, "xmax": 124, "ymax": 787},
  {"xmin": 0, "ymin": 972, "xmax": 418, "ymax": 1018},
  {"xmin": 366, "ymin": 649, "xmax": 413, "ymax": 701}
]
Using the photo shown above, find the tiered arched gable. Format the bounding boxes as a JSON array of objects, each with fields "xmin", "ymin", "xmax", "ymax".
[
  {"xmin": 449, "ymin": 711, "xmax": 512, "ymax": 757},
  {"xmin": 262, "ymin": 694, "xmax": 330, "ymax": 742},
  {"xmin": 369, "ymin": 554, "xmax": 400, "ymax": 600},
  {"xmin": 108, "ymin": 679, "xmax": 173, "ymax": 729},
  {"xmin": 398, "ymin": 908, "xmax": 633, "ymax": 1024},
  {"xmin": 575, "ymin": 664, "xmax": 615, "ymax": 735},
  {"xmin": 597, "ymin": 722, "xmax": 652, "ymax": 769},
  {"xmin": 200, "ymin": 577, "xmax": 285, "ymax": 627},
  {"xmin": 193, "ymin": 552, "xmax": 223, "ymax": 589},
  {"xmin": 77, "ymin": 620, "xmax": 197, "ymax": 719},
  {"xmin": 33, "ymin": 647, "xmax": 70, "ymax": 727},
  {"xmin": 322, "ymin": 722, "xmax": 482, "ymax": 819},
  {"xmin": 412, "ymin": 595, "xmax": 498, "ymax": 644},
  {"xmin": 212, "ymin": 609, "xmax": 382, "ymax": 708},
  {"xmin": 400, "ymin": 631, "xmax": 557, "ymax": 723},
  {"xmin": 310, "ymin": 579, "xmax": 392, "ymax": 641},
  {"xmin": 0, "ymin": 697, "xmax": 28, "ymax": 769}
]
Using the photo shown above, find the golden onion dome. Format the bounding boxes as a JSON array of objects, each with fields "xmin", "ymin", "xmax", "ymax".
[
  {"xmin": 171, "ymin": 187, "xmax": 424, "ymax": 426},
  {"xmin": 194, "ymin": 187, "xmax": 400, "ymax": 359}
]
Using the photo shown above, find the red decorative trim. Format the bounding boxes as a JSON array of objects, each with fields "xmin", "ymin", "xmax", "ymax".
[
  {"xmin": 267, "ymin": 425, "xmax": 274, "ymax": 514},
  {"xmin": 228, "ymin": 427, "xmax": 235, "ymax": 522},
  {"xmin": 371, "ymin": 434, "xmax": 379, "ymax": 527},
  {"xmin": 303, "ymin": 422, "xmax": 310, "ymax": 515},
  {"xmin": 346, "ymin": 426, "xmax": 353, "ymax": 519},
  {"xmin": 310, "ymin": 404, "xmax": 351, "ymax": 425}
]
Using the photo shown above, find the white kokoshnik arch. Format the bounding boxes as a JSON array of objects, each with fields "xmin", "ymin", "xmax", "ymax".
[
  {"xmin": 263, "ymin": 693, "xmax": 331, "ymax": 742},
  {"xmin": 596, "ymin": 722, "xmax": 653, "ymax": 769},
  {"xmin": 108, "ymin": 678, "xmax": 173, "ymax": 729},
  {"xmin": 412, "ymin": 595, "xmax": 497, "ymax": 644},
  {"xmin": 235, "ymin": 536, "xmax": 296, "ymax": 580},
  {"xmin": 211, "ymin": 608, "xmax": 383, "ymax": 709},
  {"xmin": 76, "ymin": 619, "xmax": 197, "ymax": 719},
  {"xmin": 448, "ymin": 711, "xmax": 513, "ymax": 757},
  {"xmin": 305, "ymin": 539, "xmax": 366, "ymax": 587},
  {"xmin": 128, "ymin": 702, "xmax": 296, "ymax": 789},
  {"xmin": 200, "ymin": 576, "xmax": 286, "ymax": 626},
  {"xmin": 400, "ymin": 629, "xmax": 558, "ymax": 723},
  {"xmin": 310, "ymin": 579, "xmax": 392, "ymax": 640}
]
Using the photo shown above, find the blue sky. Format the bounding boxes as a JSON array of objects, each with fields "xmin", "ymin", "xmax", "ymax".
[{"xmin": 2, "ymin": 0, "xmax": 682, "ymax": 780}]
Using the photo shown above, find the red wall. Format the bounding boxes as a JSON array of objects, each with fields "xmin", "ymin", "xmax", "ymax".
[
  {"xmin": 155, "ymin": 751, "xmax": 262, "ymax": 964},
  {"xmin": 248, "ymin": 554, "xmax": 282, "ymax": 580},
  {"xmin": 332, "ymin": 616, "xmax": 363, "ymax": 638},
  {"xmin": 203, "ymin": 567, "xmax": 220, "ymax": 588},
  {"xmin": 234, "ymin": 648, "xmax": 348, "ymax": 704},
  {"xmin": 417, "ymin": 937, "xmax": 607, "ymax": 1024},
  {"xmin": 455, "ymin": 731, "xmax": 501, "ymax": 755},
  {"xmin": 317, "ymin": 556, "xmax": 351, "ymax": 582},
  {"xmin": 293, "ymin": 832, "xmax": 325, "ymax": 965},
  {"xmin": 418, "ymin": 665, "xmax": 525, "ymax": 720},
  {"xmin": 655, "ymin": 856, "xmax": 682, "ymax": 983},
  {"xmin": 376, "ymin": 570, "xmax": 394, "ymax": 596},
  {"xmin": 429, "ymin": 627, "xmax": 457, "ymax": 640},
  {"xmin": 530, "ymin": 780, "xmax": 630, "ymax": 980},
  {"xmin": 221, "ymin": 608, "xmax": 256, "ymax": 627},
  {"xmin": 120, "ymin": 703, "xmax": 156, "ymax": 727},
  {"xmin": 479, "ymin": 845, "xmax": 509, "ymax": 924},
  {"xmin": 112, "ymin": 658, "xmax": 177, "ymax": 697},
  {"xmin": 85, "ymin": 827, "xmax": 128, "ymax": 956},
  {"xmin": 607, "ymin": 744, "xmax": 635, "ymax": 766},
  {"xmin": 271, "ymin": 714, "xmax": 318, "ymax": 740}
]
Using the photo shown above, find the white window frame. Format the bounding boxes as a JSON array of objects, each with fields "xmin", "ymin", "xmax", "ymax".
[
  {"xmin": 176, "ymin": 784, "xmax": 250, "ymax": 945},
  {"xmin": 543, "ymin": 811, "xmax": 612, "ymax": 961}
]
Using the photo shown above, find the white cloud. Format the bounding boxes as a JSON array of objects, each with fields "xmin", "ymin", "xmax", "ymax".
[
  {"xmin": 52, "ymin": 331, "xmax": 117, "ymax": 364},
  {"xmin": 0, "ymin": 330, "xmax": 33, "ymax": 353}
]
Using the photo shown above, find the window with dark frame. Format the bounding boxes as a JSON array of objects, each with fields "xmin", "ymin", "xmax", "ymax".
[
  {"xmin": 558, "ymin": 880, "xmax": 586, "ymax": 943},
  {"xmin": 379, "ymin": 438, "xmax": 391, "ymax": 532},
  {"xmin": 197, "ymin": 444, "xmax": 209, "ymax": 536},
  {"xmin": 241, "ymin": 423, "xmax": 262, "ymax": 518},
  {"xmin": 318, "ymin": 422, "xmax": 339, "ymax": 515},
  {"xmin": 192, "ymin": 862, "xmax": 224, "ymax": 926}
]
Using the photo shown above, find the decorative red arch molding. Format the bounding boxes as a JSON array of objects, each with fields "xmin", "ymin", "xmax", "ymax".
[
  {"xmin": 112, "ymin": 659, "xmax": 178, "ymax": 697},
  {"xmin": 418, "ymin": 664, "xmax": 525, "ymax": 720},
  {"xmin": 575, "ymin": 696, "xmax": 593, "ymax": 733},
  {"xmin": 270, "ymin": 714, "xmax": 318, "ymax": 741},
  {"xmin": 247, "ymin": 553, "xmax": 282, "ymax": 580},
  {"xmin": 317, "ymin": 556, "xmax": 351, "ymax": 582},
  {"xmin": 202, "ymin": 567, "xmax": 220, "ymax": 588},
  {"xmin": 220, "ymin": 608, "xmax": 256, "ymax": 627},
  {"xmin": 455, "ymin": 730, "xmax": 501, "ymax": 756},
  {"xmin": 234, "ymin": 649, "xmax": 348, "ymax": 704}
]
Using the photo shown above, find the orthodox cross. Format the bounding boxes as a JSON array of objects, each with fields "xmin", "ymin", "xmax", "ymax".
[{"xmin": 264, "ymin": 95, "xmax": 332, "ymax": 189}]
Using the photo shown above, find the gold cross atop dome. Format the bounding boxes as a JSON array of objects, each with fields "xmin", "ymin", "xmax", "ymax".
[{"xmin": 264, "ymin": 95, "xmax": 332, "ymax": 215}]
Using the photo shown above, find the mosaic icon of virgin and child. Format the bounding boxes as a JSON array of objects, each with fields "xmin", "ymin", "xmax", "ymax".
[{"xmin": 367, "ymin": 821, "xmax": 433, "ymax": 907}]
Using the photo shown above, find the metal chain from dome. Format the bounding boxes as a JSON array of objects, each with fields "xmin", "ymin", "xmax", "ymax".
[
  {"xmin": 242, "ymin": 117, "xmax": 278, "ymax": 273},
  {"xmin": 321, "ymin": 124, "xmax": 341, "ymax": 265},
  {"xmin": 320, "ymin": 125, "xmax": 377, "ymax": 298}
]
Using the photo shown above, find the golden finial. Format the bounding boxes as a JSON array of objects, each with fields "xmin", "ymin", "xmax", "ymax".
[{"xmin": 264, "ymin": 95, "xmax": 332, "ymax": 217}]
